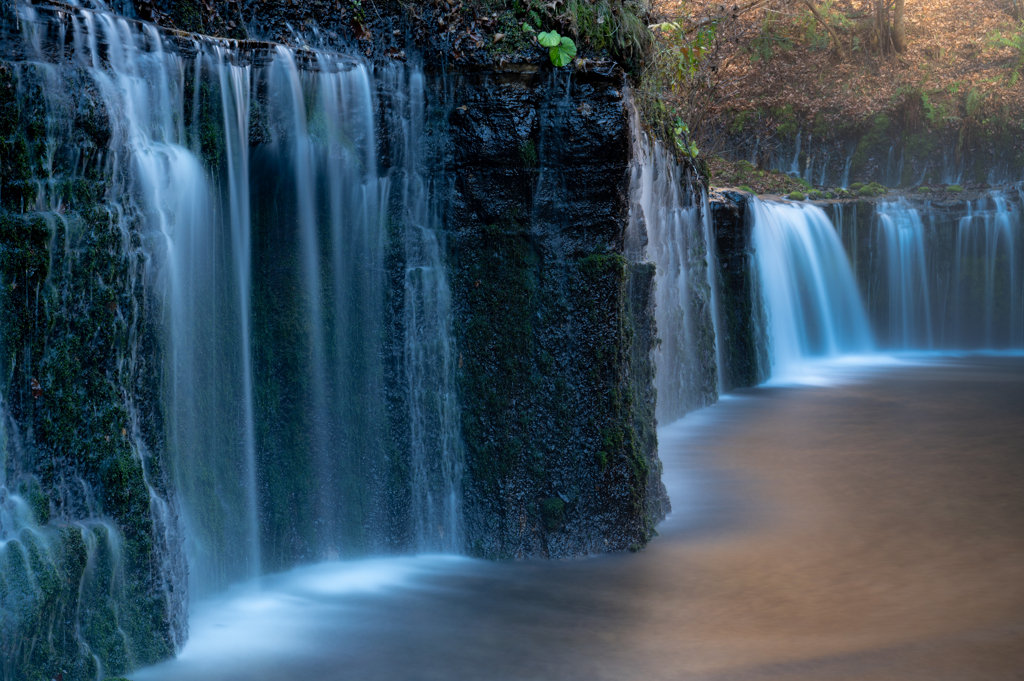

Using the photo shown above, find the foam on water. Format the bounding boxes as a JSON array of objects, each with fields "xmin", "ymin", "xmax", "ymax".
[{"xmin": 132, "ymin": 556, "xmax": 470, "ymax": 677}]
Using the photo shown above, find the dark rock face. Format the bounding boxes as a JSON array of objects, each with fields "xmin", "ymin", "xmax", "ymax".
[
  {"xmin": 440, "ymin": 66, "xmax": 665, "ymax": 557},
  {"xmin": 710, "ymin": 189, "xmax": 767, "ymax": 390}
]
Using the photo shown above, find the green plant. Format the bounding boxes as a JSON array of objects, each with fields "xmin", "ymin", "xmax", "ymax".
[
  {"xmin": 519, "ymin": 139, "xmax": 538, "ymax": 167},
  {"xmin": 797, "ymin": 0, "xmax": 852, "ymax": 51},
  {"xmin": 541, "ymin": 497, "xmax": 565, "ymax": 530},
  {"xmin": 787, "ymin": 191, "xmax": 806, "ymax": 200},
  {"xmin": 991, "ymin": 22, "xmax": 1024, "ymax": 85},
  {"xmin": 649, "ymin": 19, "xmax": 719, "ymax": 88},
  {"xmin": 538, "ymin": 30, "xmax": 577, "ymax": 67},
  {"xmin": 349, "ymin": 0, "xmax": 365, "ymax": 24},
  {"xmin": 748, "ymin": 11, "xmax": 793, "ymax": 62},
  {"xmin": 559, "ymin": 0, "xmax": 650, "ymax": 61},
  {"xmin": 730, "ymin": 110, "xmax": 758, "ymax": 135},
  {"xmin": 672, "ymin": 118, "xmax": 699, "ymax": 159},
  {"xmin": 946, "ymin": 184, "xmax": 964, "ymax": 192},
  {"xmin": 965, "ymin": 88, "xmax": 986, "ymax": 117}
]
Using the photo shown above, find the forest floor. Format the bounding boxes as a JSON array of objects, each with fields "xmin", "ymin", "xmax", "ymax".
[{"xmin": 647, "ymin": 0, "xmax": 1024, "ymax": 191}]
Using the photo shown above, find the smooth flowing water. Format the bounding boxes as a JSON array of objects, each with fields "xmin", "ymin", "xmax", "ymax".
[
  {"xmin": 133, "ymin": 355, "xmax": 1024, "ymax": 681},
  {"xmin": 629, "ymin": 133, "xmax": 720, "ymax": 421},
  {"xmin": 0, "ymin": 1, "xmax": 464, "ymax": 607},
  {"xmin": 750, "ymin": 199, "xmax": 873, "ymax": 381},
  {"xmin": 869, "ymin": 196, "xmax": 1024, "ymax": 349}
]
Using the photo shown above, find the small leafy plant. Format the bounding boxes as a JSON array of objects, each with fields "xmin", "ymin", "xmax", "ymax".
[
  {"xmin": 990, "ymin": 22, "xmax": 1024, "ymax": 85},
  {"xmin": 538, "ymin": 30, "xmax": 577, "ymax": 67},
  {"xmin": 673, "ymin": 118, "xmax": 699, "ymax": 159}
]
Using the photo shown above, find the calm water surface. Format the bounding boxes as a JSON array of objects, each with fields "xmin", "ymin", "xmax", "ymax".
[{"xmin": 135, "ymin": 356, "xmax": 1024, "ymax": 680}]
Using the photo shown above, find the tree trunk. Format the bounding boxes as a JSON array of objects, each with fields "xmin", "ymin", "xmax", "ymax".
[
  {"xmin": 892, "ymin": 0, "xmax": 908, "ymax": 53},
  {"xmin": 799, "ymin": 0, "xmax": 848, "ymax": 60},
  {"xmin": 873, "ymin": 0, "xmax": 890, "ymax": 53}
]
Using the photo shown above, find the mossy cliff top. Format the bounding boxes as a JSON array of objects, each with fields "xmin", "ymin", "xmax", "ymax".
[{"xmin": 109, "ymin": 0, "xmax": 653, "ymax": 70}]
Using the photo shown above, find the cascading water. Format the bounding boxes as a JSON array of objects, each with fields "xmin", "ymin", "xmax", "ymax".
[
  {"xmin": 384, "ymin": 65, "xmax": 464, "ymax": 553},
  {"xmin": 955, "ymin": 192, "xmax": 1023, "ymax": 347},
  {"xmin": 1, "ymin": 3, "xmax": 467, "ymax": 674},
  {"xmin": 0, "ymin": 5, "xmax": 194, "ymax": 675},
  {"xmin": 870, "ymin": 195, "xmax": 1024, "ymax": 349},
  {"xmin": 215, "ymin": 47, "xmax": 259, "ymax": 580},
  {"xmin": 750, "ymin": 198, "xmax": 873, "ymax": 379},
  {"xmin": 628, "ymin": 133, "xmax": 720, "ymax": 422},
  {"xmin": 874, "ymin": 200, "xmax": 934, "ymax": 348}
]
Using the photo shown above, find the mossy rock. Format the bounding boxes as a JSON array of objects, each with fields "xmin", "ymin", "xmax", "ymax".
[
  {"xmin": 807, "ymin": 189, "xmax": 823, "ymax": 200},
  {"xmin": 787, "ymin": 191, "xmax": 806, "ymax": 201},
  {"xmin": 918, "ymin": 186, "xmax": 932, "ymax": 193},
  {"xmin": 849, "ymin": 182, "xmax": 865, "ymax": 191},
  {"xmin": 865, "ymin": 182, "xmax": 888, "ymax": 194},
  {"xmin": 857, "ymin": 187, "xmax": 876, "ymax": 197},
  {"xmin": 946, "ymin": 184, "xmax": 964, "ymax": 192}
]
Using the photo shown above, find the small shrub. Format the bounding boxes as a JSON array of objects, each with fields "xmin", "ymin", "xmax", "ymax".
[
  {"xmin": 519, "ymin": 139, "xmax": 538, "ymax": 167},
  {"xmin": 991, "ymin": 22, "xmax": 1024, "ymax": 85},
  {"xmin": 541, "ymin": 497, "xmax": 565, "ymax": 530}
]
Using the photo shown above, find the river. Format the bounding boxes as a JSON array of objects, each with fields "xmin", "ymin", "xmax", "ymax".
[{"xmin": 134, "ymin": 354, "xmax": 1024, "ymax": 681}]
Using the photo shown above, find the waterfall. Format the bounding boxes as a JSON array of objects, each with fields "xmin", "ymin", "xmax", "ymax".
[
  {"xmin": 953, "ymin": 193, "xmax": 1023, "ymax": 348},
  {"xmin": 871, "ymin": 195, "xmax": 1024, "ymax": 349},
  {"xmin": 1, "ymin": 4, "xmax": 196, "ymax": 672},
  {"xmin": 702, "ymin": 190, "xmax": 725, "ymax": 395},
  {"xmin": 2, "ymin": 0, "xmax": 466, "ymax": 633},
  {"xmin": 215, "ymin": 47, "xmax": 259, "ymax": 580},
  {"xmin": 750, "ymin": 198, "xmax": 873, "ymax": 379},
  {"xmin": 383, "ymin": 64, "xmax": 464, "ymax": 553},
  {"xmin": 875, "ymin": 201, "xmax": 934, "ymax": 348},
  {"xmin": 628, "ymin": 134, "xmax": 719, "ymax": 422}
]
